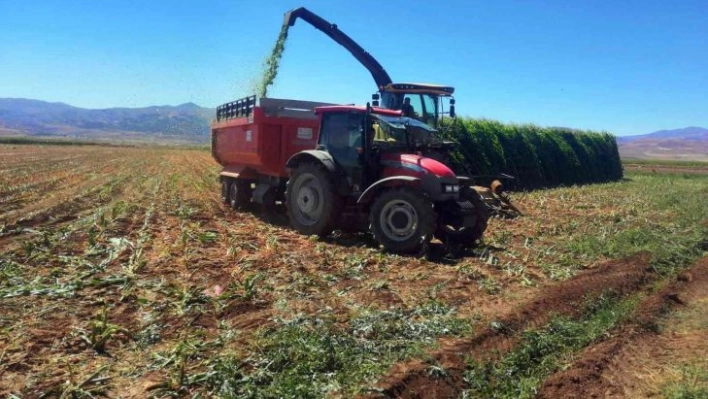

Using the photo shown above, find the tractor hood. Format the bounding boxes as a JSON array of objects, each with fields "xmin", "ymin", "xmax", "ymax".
[{"xmin": 380, "ymin": 153, "xmax": 456, "ymax": 179}]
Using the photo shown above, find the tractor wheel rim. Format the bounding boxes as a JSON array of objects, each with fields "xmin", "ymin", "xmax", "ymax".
[
  {"xmin": 380, "ymin": 199, "xmax": 418, "ymax": 242},
  {"xmin": 293, "ymin": 173, "xmax": 323, "ymax": 226}
]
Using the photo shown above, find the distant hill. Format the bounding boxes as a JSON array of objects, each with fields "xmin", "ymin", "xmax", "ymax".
[
  {"xmin": 618, "ymin": 126, "xmax": 708, "ymax": 162},
  {"xmin": 0, "ymin": 98, "xmax": 215, "ymax": 143},
  {"xmin": 3, "ymin": 99, "xmax": 706, "ymax": 160}
]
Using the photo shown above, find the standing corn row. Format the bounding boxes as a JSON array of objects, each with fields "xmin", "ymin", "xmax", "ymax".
[{"xmin": 441, "ymin": 118, "xmax": 623, "ymax": 189}]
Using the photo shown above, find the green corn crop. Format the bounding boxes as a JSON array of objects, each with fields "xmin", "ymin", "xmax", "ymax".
[{"xmin": 442, "ymin": 118, "xmax": 623, "ymax": 189}]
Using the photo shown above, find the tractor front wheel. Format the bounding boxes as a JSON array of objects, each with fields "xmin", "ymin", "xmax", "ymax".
[{"xmin": 370, "ymin": 187, "xmax": 435, "ymax": 254}]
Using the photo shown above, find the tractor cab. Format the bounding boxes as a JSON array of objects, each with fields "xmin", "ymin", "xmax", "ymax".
[
  {"xmin": 313, "ymin": 104, "xmax": 457, "ymax": 191},
  {"xmin": 314, "ymin": 105, "xmax": 398, "ymax": 192},
  {"xmin": 316, "ymin": 105, "xmax": 446, "ymax": 157},
  {"xmin": 314, "ymin": 104, "xmax": 458, "ymax": 192}
]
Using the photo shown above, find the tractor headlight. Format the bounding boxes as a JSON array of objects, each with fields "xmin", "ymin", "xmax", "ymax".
[{"xmin": 443, "ymin": 184, "xmax": 459, "ymax": 193}]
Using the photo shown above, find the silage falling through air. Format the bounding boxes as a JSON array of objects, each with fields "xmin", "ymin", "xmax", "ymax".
[{"xmin": 257, "ymin": 25, "xmax": 290, "ymax": 98}]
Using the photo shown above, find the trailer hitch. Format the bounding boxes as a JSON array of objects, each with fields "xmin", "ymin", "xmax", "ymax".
[
  {"xmin": 489, "ymin": 180, "xmax": 522, "ymax": 217},
  {"xmin": 471, "ymin": 178, "xmax": 522, "ymax": 219}
]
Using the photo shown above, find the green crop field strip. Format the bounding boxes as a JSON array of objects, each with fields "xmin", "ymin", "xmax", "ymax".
[
  {"xmin": 442, "ymin": 118, "xmax": 623, "ymax": 189},
  {"xmin": 1, "ymin": 143, "xmax": 706, "ymax": 398}
]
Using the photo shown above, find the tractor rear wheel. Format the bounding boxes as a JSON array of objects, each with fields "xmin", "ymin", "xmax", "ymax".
[
  {"xmin": 285, "ymin": 163, "xmax": 341, "ymax": 237},
  {"xmin": 228, "ymin": 178, "xmax": 252, "ymax": 210},
  {"xmin": 370, "ymin": 187, "xmax": 435, "ymax": 254}
]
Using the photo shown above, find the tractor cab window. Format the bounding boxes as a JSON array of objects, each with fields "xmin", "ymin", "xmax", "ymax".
[
  {"xmin": 320, "ymin": 112, "xmax": 363, "ymax": 169},
  {"xmin": 372, "ymin": 114, "xmax": 442, "ymax": 150},
  {"xmin": 401, "ymin": 94, "xmax": 422, "ymax": 119},
  {"xmin": 401, "ymin": 94, "xmax": 437, "ymax": 126},
  {"xmin": 420, "ymin": 94, "xmax": 438, "ymax": 126},
  {"xmin": 372, "ymin": 118, "xmax": 406, "ymax": 145}
]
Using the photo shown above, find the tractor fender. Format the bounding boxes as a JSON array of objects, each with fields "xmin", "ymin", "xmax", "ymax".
[
  {"xmin": 285, "ymin": 150, "xmax": 337, "ymax": 174},
  {"xmin": 286, "ymin": 150, "xmax": 352, "ymax": 197},
  {"xmin": 357, "ymin": 176, "xmax": 420, "ymax": 205}
]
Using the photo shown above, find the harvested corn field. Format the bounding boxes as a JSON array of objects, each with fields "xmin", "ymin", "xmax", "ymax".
[{"xmin": 1, "ymin": 144, "xmax": 707, "ymax": 398}]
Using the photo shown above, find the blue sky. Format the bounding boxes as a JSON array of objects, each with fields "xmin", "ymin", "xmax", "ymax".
[{"xmin": 1, "ymin": 0, "xmax": 706, "ymax": 136}]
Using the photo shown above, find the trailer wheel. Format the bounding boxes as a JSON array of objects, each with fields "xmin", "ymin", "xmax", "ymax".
[
  {"xmin": 436, "ymin": 187, "xmax": 490, "ymax": 248},
  {"xmin": 370, "ymin": 187, "xmax": 435, "ymax": 254},
  {"xmin": 285, "ymin": 163, "xmax": 341, "ymax": 237},
  {"xmin": 229, "ymin": 179, "xmax": 252, "ymax": 210},
  {"xmin": 221, "ymin": 178, "xmax": 230, "ymax": 204}
]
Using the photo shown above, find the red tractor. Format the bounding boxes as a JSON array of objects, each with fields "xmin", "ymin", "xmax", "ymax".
[{"xmin": 212, "ymin": 96, "xmax": 492, "ymax": 254}]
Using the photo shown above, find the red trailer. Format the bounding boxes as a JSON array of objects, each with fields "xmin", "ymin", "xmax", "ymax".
[{"xmin": 211, "ymin": 96, "xmax": 333, "ymax": 208}]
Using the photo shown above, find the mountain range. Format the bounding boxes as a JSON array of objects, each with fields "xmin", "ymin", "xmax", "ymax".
[
  {"xmin": 0, "ymin": 98, "xmax": 214, "ymax": 143},
  {"xmin": 1, "ymin": 98, "xmax": 706, "ymax": 160},
  {"xmin": 617, "ymin": 126, "xmax": 708, "ymax": 162}
]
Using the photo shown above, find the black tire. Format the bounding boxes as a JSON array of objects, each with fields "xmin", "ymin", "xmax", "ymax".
[
  {"xmin": 221, "ymin": 178, "xmax": 230, "ymax": 204},
  {"xmin": 370, "ymin": 187, "xmax": 435, "ymax": 254},
  {"xmin": 261, "ymin": 189, "xmax": 278, "ymax": 213},
  {"xmin": 229, "ymin": 179, "xmax": 252, "ymax": 210},
  {"xmin": 285, "ymin": 163, "xmax": 341, "ymax": 237},
  {"xmin": 436, "ymin": 186, "xmax": 490, "ymax": 247}
]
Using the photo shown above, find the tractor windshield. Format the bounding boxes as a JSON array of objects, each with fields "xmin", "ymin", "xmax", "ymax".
[
  {"xmin": 381, "ymin": 92, "xmax": 439, "ymax": 126},
  {"xmin": 371, "ymin": 114, "xmax": 444, "ymax": 150}
]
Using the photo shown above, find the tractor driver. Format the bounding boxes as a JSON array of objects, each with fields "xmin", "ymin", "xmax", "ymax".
[{"xmin": 401, "ymin": 97, "xmax": 416, "ymax": 118}]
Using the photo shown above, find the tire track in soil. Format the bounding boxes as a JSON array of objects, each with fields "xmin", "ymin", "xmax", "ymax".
[
  {"xmin": 536, "ymin": 256, "xmax": 708, "ymax": 399},
  {"xmin": 370, "ymin": 252, "xmax": 655, "ymax": 399}
]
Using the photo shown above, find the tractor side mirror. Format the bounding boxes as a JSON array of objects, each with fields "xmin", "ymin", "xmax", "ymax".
[
  {"xmin": 372, "ymin": 93, "xmax": 380, "ymax": 107},
  {"xmin": 449, "ymin": 98, "xmax": 456, "ymax": 118}
]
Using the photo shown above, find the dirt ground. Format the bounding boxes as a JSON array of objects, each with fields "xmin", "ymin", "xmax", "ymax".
[
  {"xmin": 372, "ymin": 253, "xmax": 654, "ymax": 397},
  {"xmin": 537, "ymin": 257, "xmax": 708, "ymax": 399},
  {"xmin": 1, "ymin": 145, "xmax": 706, "ymax": 398},
  {"xmin": 623, "ymin": 163, "xmax": 708, "ymax": 175},
  {"xmin": 371, "ymin": 255, "xmax": 708, "ymax": 399}
]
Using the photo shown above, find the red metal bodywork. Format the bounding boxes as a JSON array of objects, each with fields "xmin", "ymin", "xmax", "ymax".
[
  {"xmin": 212, "ymin": 107, "xmax": 320, "ymax": 179},
  {"xmin": 212, "ymin": 101, "xmax": 451, "ymax": 181},
  {"xmin": 380, "ymin": 153, "xmax": 455, "ymax": 179}
]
